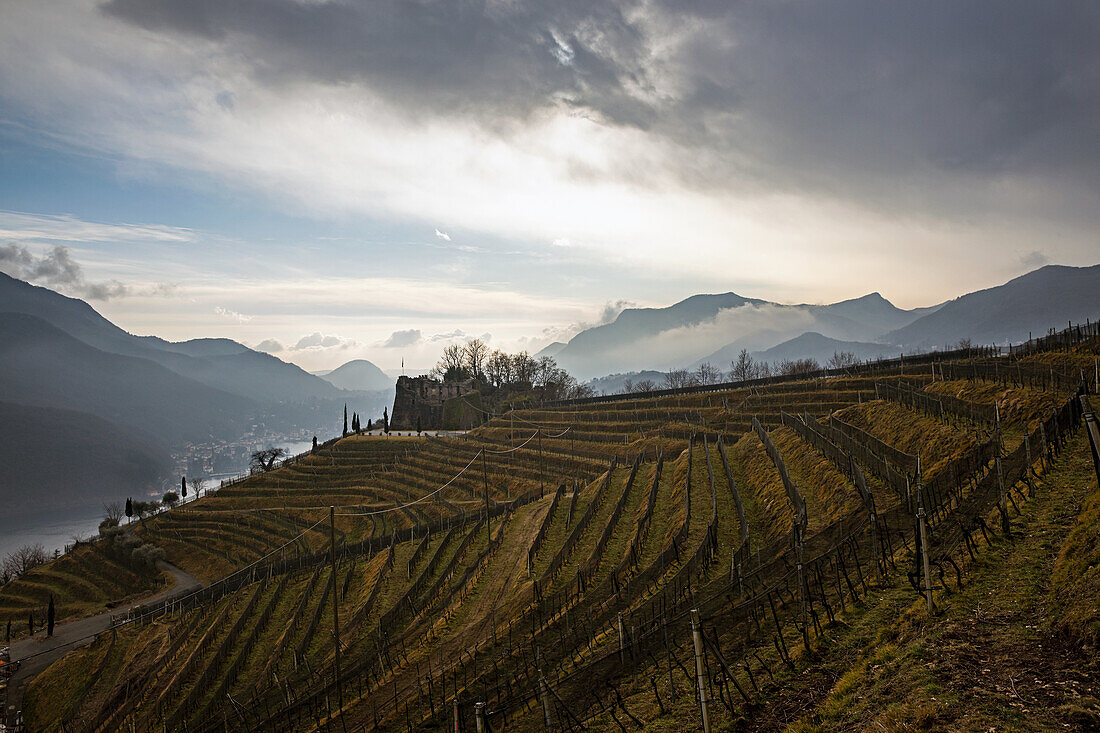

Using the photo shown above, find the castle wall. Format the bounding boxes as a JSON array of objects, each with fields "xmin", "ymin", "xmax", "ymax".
[{"xmin": 390, "ymin": 376, "xmax": 475, "ymax": 430}]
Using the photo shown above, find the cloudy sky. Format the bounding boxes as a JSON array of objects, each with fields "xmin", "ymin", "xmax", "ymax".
[{"xmin": 1, "ymin": 0, "xmax": 1097, "ymax": 371}]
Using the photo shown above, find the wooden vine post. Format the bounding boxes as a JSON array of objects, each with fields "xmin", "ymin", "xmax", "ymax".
[
  {"xmin": 690, "ymin": 609, "xmax": 711, "ymax": 733},
  {"xmin": 617, "ymin": 612, "xmax": 626, "ymax": 664},
  {"xmin": 482, "ymin": 450, "xmax": 492, "ymax": 549},
  {"xmin": 570, "ymin": 430, "xmax": 576, "ymax": 486},
  {"xmin": 537, "ymin": 648, "xmax": 554, "ymax": 732},
  {"xmin": 916, "ymin": 493, "xmax": 934, "ymax": 615},
  {"xmin": 329, "ymin": 506, "xmax": 344, "ymax": 714},
  {"xmin": 994, "ymin": 401, "xmax": 1010, "ymax": 534},
  {"xmin": 796, "ymin": 525, "xmax": 809, "ymax": 652}
]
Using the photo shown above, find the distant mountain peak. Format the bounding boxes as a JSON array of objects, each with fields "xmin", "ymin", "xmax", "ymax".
[{"xmin": 320, "ymin": 358, "xmax": 392, "ymax": 392}]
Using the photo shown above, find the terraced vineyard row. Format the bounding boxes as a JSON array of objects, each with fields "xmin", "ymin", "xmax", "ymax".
[{"xmin": 16, "ymin": 334, "xmax": 1096, "ymax": 732}]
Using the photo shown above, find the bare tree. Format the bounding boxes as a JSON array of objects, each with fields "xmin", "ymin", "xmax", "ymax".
[
  {"xmin": 634, "ymin": 379, "xmax": 656, "ymax": 393},
  {"xmin": 511, "ymin": 352, "xmax": 537, "ymax": 386},
  {"xmin": 432, "ymin": 343, "xmax": 467, "ymax": 381},
  {"xmin": 696, "ymin": 362, "xmax": 722, "ymax": 385},
  {"xmin": 2, "ymin": 544, "xmax": 49, "ymax": 581},
  {"xmin": 777, "ymin": 358, "xmax": 820, "ymax": 376},
  {"xmin": 462, "ymin": 339, "xmax": 490, "ymax": 380},
  {"xmin": 730, "ymin": 349, "xmax": 756, "ymax": 382},
  {"xmin": 190, "ymin": 476, "xmax": 208, "ymax": 498},
  {"xmin": 102, "ymin": 501, "xmax": 124, "ymax": 527},
  {"xmin": 250, "ymin": 448, "xmax": 287, "ymax": 473},
  {"xmin": 485, "ymin": 349, "xmax": 513, "ymax": 387},
  {"xmin": 620, "ymin": 379, "xmax": 634, "ymax": 394},
  {"xmin": 826, "ymin": 351, "xmax": 858, "ymax": 370},
  {"xmin": 663, "ymin": 369, "xmax": 691, "ymax": 389}
]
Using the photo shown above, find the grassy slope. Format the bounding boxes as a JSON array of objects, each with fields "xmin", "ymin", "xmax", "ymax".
[
  {"xmin": 21, "ymin": 366, "xmax": 1097, "ymax": 731},
  {"xmin": 766, "ymin": 429, "xmax": 1100, "ymax": 732}
]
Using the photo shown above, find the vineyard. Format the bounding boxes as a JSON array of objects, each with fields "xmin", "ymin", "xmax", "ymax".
[{"xmin": 10, "ymin": 322, "xmax": 1100, "ymax": 731}]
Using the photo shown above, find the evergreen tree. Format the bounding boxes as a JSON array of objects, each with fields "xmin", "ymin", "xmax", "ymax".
[
  {"xmin": 416, "ymin": 415, "xmax": 422, "ymax": 435},
  {"xmin": 367, "ymin": 418, "xmax": 372, "ymax": 432},
  {"xmin": 383, "ymin": 407, "xmax": 389, "ymax": 434},
  {"xmin": 181, "ymin": 476, "xmax": 187, "ymax": 499},
  {"xmin": 343, "ymin": 404, "xmax": 348, "ymax": 437},
  {"xmin": 47, "ymin": 595, "xmax": 55, "ymax": 637},
  {"xmin": 312, "ymin": 435, "xmax": 318, "ymax": 452},
  {"xmin": 125, "ymin": 497, "xmax": 133, "ymax": 521}
]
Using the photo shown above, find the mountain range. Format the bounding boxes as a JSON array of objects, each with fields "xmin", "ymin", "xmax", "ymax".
[
  {"xmin": 557, "ymin": 265, "xmax": 1100, "ymax": 379},
  {"xmin": 0, "ymin": 272, "xmax": 390, "ymax": 516},
  {"xmin": 2, "ymin": 262, "xmax": 1097, "ymax": 515}
]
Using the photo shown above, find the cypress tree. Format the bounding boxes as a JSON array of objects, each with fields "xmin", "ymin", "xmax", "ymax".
[
  {"xmin": 312, "ymin": 435, "xmax": 318, "ymax": 452},
  {"xmin": 343, "ymin": 404, "xmax": 348, "ymax": 437},
  {"xmin": 367, "ymin": 418, "xmax": 372, "ymax": 432},
  {"xmin": 47, "ymin": 595, "xmax": 55, "ymax": 637},
  {"xmin": 383, "ymin": 407, "xmax": 389, "ymax": 434},
  {"xmin": 125, "ymin": 497, "xmax": 133, "ymax": 521},
  {"xmin": 181, "ymin": 476, "xmax": 187, "ymax": 499},
  {"xmin": 416, "ymin": 415, "xmax": 422, "ymax": 435}
]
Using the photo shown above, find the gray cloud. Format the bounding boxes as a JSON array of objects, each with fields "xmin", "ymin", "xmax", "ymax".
[
  {"xmin": 429, "ymin": 329, "xmax": 468, "ymax": 342},
  {"xmin": 291, "ymin": 331, "xmax": 356, "ymax": 350},
  {"xmin": 1020, "ymin": 250, "xmax": 1050, "ymax": 270},
  {"xmin": 0, "ymin": 243, "xmax": 130, "ymax": 300},
  {"xmin": 254, "ymin": 338, "xmax": 284, "ymax": 353},
  {"xmin": 543, "ymin": 299, "xmax": 636, "ymax": 342},
  {"xmin": 597, "ymin": 299, "xmax": 634, "ymax": 326},
  {"xmin": 98, "ymin": 0, "xmax": 1100, "ymax": 220},
  {"xmin": 382, "ymin": 328, "xmax": 422, "ymax": 348}
]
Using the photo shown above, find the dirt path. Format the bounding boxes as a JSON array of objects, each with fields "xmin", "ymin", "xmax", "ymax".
[
  {"xmin": 454, "ymin": 499, "xmax": 547, "ymax": 639},
  {"xmin": 4, "ymin": 561, "xmax": 201, "ymax": 727}
]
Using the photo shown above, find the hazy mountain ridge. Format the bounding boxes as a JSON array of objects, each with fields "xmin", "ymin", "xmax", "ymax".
[
  {"xmin": 0, "ymin": 272, "xmax": 341, "ymax": 404},
  {"xmin": 0, "ymin": 400, "xmax": 169, "ymax": 515},
  {"xmin": 750, "ymin": 332, "xmax": 897, "ymax": 365},
  {"xmin": 0, "ymin": 312, "xmax": 253, "ymax": 448},
  {"xmin": 0, "ymin": 273, "xmax": 387, "ymax": 516},
  {"xmin": 886, "ymin": 264, "xmax": 1100, "ymax": 349},
  {"xmin": 562, "ymin": 264, "xmax": 1099, "ymax": 381},
  {"xmin": 556, "ymin": 288, "xmax": 930, "ymax": 378}
]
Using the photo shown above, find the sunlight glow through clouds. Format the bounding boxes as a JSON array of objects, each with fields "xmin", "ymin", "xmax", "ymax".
[{"xmin": 0, "ymin": 1, "xmax": 1097, "ymax": 371}]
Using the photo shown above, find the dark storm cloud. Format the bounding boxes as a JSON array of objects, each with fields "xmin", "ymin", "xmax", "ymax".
[
  {"xmin": 0, "ymin": 243, "xmax": 129, "ymax": 300},
  {"xmin": 102, "ymin": 0, "xmax": 648, "ymax": 122},
  {"xmin": 101, "ymin": 0, "xmax": 1100, "ymax": 214}
]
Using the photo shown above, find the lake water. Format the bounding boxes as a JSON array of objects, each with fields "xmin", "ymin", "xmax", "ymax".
[{"xmin": 0, "ymin": 439, "xmax": 317, "ymax": 561}]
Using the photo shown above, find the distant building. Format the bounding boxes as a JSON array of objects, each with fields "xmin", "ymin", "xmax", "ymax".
[{"xmin": 390, "ymin": 375, "xmax": 476, "ymax": 430}]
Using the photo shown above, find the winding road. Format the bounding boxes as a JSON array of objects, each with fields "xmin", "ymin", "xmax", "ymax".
[{"xmin": 3, "ymin": 561, "xmax": 201, "ymax": 728}]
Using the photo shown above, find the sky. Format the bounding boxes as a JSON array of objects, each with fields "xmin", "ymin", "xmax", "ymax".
[{"xmin": 1, "ymin": 0, "xmax": 1098, "ymax": 372}]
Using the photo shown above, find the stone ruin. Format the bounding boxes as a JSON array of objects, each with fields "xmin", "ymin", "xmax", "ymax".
[{"xmin": 389, "ymin": 375, "xmax": 477, "ymax": 430}]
